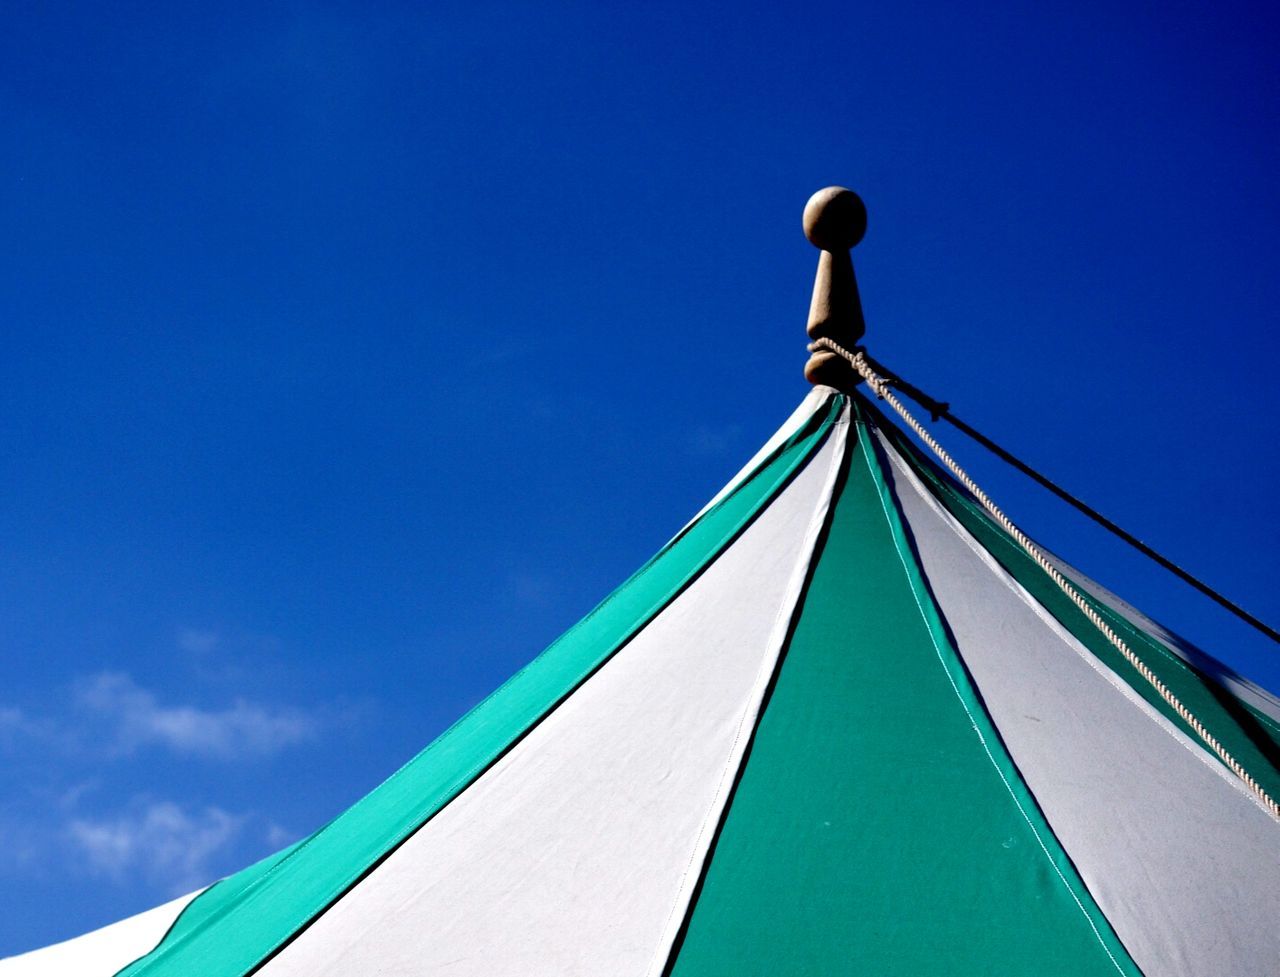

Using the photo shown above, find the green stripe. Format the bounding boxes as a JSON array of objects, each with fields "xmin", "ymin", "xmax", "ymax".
[
  {"xmin": 114, "ymin": 839, "xmax": 309, "ymax": 974},
  {"xmin": 116, "ymin": 394, "xmax": 842, "ymax": 977},
  {"xmin": 868, "ymin": 397, "xmax": 1280, "ymax": 799},
  {"xmin": 668, "ymin": 406, "xmax": 1141, "ymax": 977}
]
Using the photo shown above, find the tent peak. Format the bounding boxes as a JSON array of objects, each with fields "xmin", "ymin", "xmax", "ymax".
[{"xmin": 804, "ymin": 186, "xmax": 868, "ymax": 390}]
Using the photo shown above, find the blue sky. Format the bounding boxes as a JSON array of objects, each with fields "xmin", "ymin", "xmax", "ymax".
[{"xmin": 2, "ymin": 0, "xmax": 1278, "ymax": 954}]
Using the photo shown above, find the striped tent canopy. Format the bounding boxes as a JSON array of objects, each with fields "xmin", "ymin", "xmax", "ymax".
[{"xmin": 4, "ymin": 389, "xmax": 1278, "ymax": 977}]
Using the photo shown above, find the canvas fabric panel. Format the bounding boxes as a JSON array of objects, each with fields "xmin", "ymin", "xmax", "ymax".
[
  {"xmin": 257, "ymin": 409, "xmax": 847, "ymax": 976},
  {"xmin": 867, "ymin": 399, "xmax": 1280, "ymax": 801},
  {"xmin": 878, "ymin": 427, "xmax": 1280, "ymax": 977},
  {"xmin": 667, "ymin": 412, "xmax": 1140, "ymax": 977},
  {"xmin": 0, "ymin": 892, "xmax": 201, "ymax": 977},
  {"xmin": 112, "ymin": 395, "xmax": 841, "ymax": 977}
]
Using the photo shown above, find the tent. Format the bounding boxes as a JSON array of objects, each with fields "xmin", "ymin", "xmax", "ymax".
[{"xmin": 3, "ymin": 189, "xmax": 1277, "ymax": 977}]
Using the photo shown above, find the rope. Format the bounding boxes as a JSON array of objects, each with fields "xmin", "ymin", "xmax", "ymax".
[
  {"xmin": 858, "ymin": 358, "xmax": 1280, "ymax": 646},
  {"xmin": 810, "ymin": 336, "xmax": 1280, "ymax": 820}
]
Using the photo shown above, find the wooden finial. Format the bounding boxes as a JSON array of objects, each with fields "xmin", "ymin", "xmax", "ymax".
[{"xmin": 803, "ymin": 186, "xmax": 868, "ymax": 389}]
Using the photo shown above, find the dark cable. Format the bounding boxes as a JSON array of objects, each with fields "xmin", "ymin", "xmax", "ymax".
[{"xmin": 867, "ymin": 357, "xmax": 1280, "ymax": 646}]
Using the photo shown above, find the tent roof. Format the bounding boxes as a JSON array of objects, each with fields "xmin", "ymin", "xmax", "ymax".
[{"xmin": 4, "ymin": 390, "xmax": 1276, "ymax": 977}]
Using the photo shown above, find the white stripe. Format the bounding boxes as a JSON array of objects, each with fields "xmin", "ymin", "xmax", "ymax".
[
  {"xmin": 0, "ymin": 890, "xmax": 202, "ymax": 977},
  {"xmin": 643, "ymin": 402, "xmax": 847, "ymax": 977},
  {"xmin": 261, "ymin": 409, "xmax": 846, "ymax": 977},
  {"xmin": 878, "ymin": 430, "xmax": 1280, "ymax": 977}
]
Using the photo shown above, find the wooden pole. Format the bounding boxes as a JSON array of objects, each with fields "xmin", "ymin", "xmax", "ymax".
[{"xmin": 802, "ymin": 187, "xmax": 868, "ymax": 389}]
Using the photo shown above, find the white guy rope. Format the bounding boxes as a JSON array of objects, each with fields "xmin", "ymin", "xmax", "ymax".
[{"xmin": 810, "ymin": 336, "xmax": 1280, "ymax": 821}]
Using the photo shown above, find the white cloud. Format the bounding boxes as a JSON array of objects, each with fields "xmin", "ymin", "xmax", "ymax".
[
  {"xmin": 508, "ymin": 570, "xmax": 556, "ymax": 609},
  {"xmin": 68, "ymin": 801, "xmax": 247, "ymax": 894},
  {"xmin": 0, "ymin": 673, "xmax": 328, "ymax": 892},
  {"xmin": 177, "ymin": 628, "xmax": 220, "ymax": 655},
  {"xmin": 76, "ymin": 673, "xmax": 318, "ymax": 759},
  {"xmin": 264, "ymin": 821, "xmax": 298, "ymax": 850},
  {"xmin": 0, "ymin": 705, "xmax": 59, "ymax": 750},
  {"xmin": 0, "ymin": 707, "xmax": 30, "ymax": 746},
  {"xmin": 0, "ymin": 813, "xmax": 45, "ymax": 876},
  {"xmin": 685, "ymin": 423, "xmax": 742, "ymax": 458}
]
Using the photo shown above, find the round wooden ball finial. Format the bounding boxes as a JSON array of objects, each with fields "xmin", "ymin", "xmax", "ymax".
[
  {"xmin": 803, "ymin": 186, "xmax": 867, "ymax": 252},
  {"xmin": 803, "ymin": 186, "xmax": 868, "ymax": 390}
]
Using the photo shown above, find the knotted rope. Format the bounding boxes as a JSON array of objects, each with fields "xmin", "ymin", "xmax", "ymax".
[{"xmin": 810, "ymin": 335, "xmax": 1280, "ymax": 821}]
